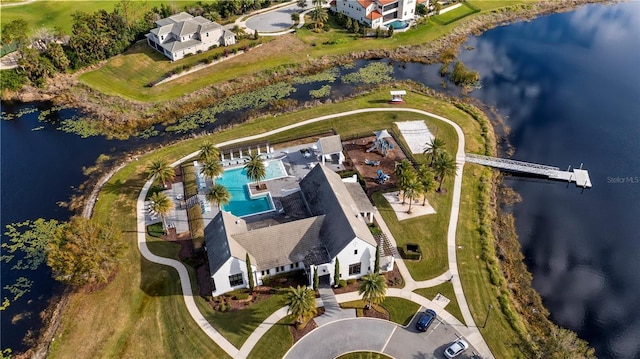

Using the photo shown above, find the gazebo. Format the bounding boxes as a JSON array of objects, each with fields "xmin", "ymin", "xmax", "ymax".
[
  {"xmin": 316, "ymin": 135, "xmax": 345, "ymax": 165},
  {"xmin": 390, "ymin": 90, "xmax": 406, "ymax": 103}
]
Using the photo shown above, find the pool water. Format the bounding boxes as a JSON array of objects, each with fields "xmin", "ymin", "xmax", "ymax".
[
  {"xmin": 388, "ymin": 20, "xmax": 409, "ymax": 29},
  {"xmin": 215, "ymin": 160, "xmax": 287, "ymax": 217}
]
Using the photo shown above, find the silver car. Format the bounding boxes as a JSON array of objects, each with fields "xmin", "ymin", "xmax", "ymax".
[{"xmin": 444, "ymin": 339, "xmax": 469, "ymax": 358}]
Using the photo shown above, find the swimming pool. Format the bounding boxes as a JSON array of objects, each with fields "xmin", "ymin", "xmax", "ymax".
[
  {"xmin": 215, "ymin": 160, "xmax": 287, "ymax": 217},
  {"xmin": 387, "ymin": 20, "xmax": 409, "ymax": 29}
]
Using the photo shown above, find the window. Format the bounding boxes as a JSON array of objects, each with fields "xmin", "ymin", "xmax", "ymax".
[
  {"xmin": 281, "ymin": 266, "xmax": 285, "ymax": 272},
  {"xmin": 229, "ymin": 273, "xmax": 244, "ymax": 287},
  {"xmin": 261, "ymin": 270, "xmax": 265, "ymax": 276},
  {"xmin": 275, "ymin": 267, "xmax": 280, "ymax": 273},
  {"xmin": 354, "ymin": 249, "xmax": 358, "ymax": 255},
  {"xmin": 211, "ymin": 278, "xmax": 216, "ymax": 291},
  {"xmin": 349, "ymin": 263, "xmax": 361, "ymax": 275}
]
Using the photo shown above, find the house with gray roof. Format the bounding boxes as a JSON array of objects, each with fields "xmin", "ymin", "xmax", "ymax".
[
  {"xmin": 204, "ymin": 164, "xmax": 394, "ymax": 296},
  {"xmin": 146, "ymin": 12, "xmax": 236, "ymax": 61}
]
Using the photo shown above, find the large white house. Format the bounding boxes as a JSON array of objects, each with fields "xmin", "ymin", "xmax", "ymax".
[
  {"xmin": 204, "ymin": 164, "xmax": 394, "ymax": 296},
  {"xmin": 331, "ymin": 0, "xmax": 417, "ymax": 28},
  {"xmin": 146, "ymin": 12, "xmax": 236, "ymax": 61}
]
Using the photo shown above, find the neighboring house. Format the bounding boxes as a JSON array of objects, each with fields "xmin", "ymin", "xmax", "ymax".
[
  {"xmin": 146, "ymin": 12, "xmax": 236, "ymax": 61},
  {"xmin": 331, "ymin": 0, "xmax": 416, "ymax": 28},
  {"xmin": 204, "ymin": 164, "xmax": 394, "ymax": 296}
]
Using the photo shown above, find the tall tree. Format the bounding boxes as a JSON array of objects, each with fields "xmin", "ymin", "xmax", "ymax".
[
  {"xmin": 433, "ymin": 151, "xmax": 457, "ymax": 192},
  {"xmin": 394, "ymin": 159, "xmax": 413, "ymax": 203},
  {"xmin": 423, "ymin": 136, "xmax": 446, "ymax": 166},
  {"xmin": 198, "ymin": 142, "xmax": 220, "ymax": 161},
  {"xmin": 358, "ymin": 273, "xmax": 387, "ymax": 309},
  {"xmin": 45, "ymin": 42, "xmax": 70, "ymax": 72},
  {"xmin": 246, "ymin": 253, "xmax": 255, "ymax": 292},
  {"xmin": 147, "ymin": 160, "xmax": 175, "ymax": 188},
  {"xmin": 2, "ymin": 19, "xmax": 29, "ymax": 46},
  {"xmin": 148, "ymin": 192, "xmax": 174, "ymax": 230},
  {"xmin": 333, "ymin": 257, "xmax": 340, "ymax": 285},
  {"xmin": 206, "ymin": 184, "xmax": 231, "ymax": 210},
  {"xmin": 417, "ymin": 164, "xmax": 437, "ymax": 205},
  {"xmin": 403, "ymin": 177, "xmax": 423, "ymax": 214},
  {"xmin": 47, "ymin": 216, "xmax": 125, "ymax": 286},
  {"xmin": 310, "ymin": 6, "xmax": 328, "ymax": 30},
  {"xmin": 244, "ymin": 152, "xmax": 266, "ymax": 188},
  {"xmin": 285, "ymin": 285, "xmax": 317, "ymax": 327},
  {"xmin": 200, "ymin": 159, "xmax": 223, "ymax": 181},
  {"xmin": 374, "ymin": 243, "xmax": 381, "ymax": 273},
  {"xmin": 313, "ymin": 266, "xmax": 319, "ymax": 291}
]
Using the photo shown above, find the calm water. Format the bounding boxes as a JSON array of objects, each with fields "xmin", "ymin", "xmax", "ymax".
[
  {"xmin": 457, "ymin": 4, "xmax": 640, "ymax": 358},
  {"xmin": 2, "ymin": 3, "xmax": 639, "ymax": 357}
]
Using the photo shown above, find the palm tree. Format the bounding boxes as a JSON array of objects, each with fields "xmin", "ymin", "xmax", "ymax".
[
  {"xmin": 417, "ymin": 164, "xmax": 437, "ymax": 205},
  {"xmin": 394, "ymin": 159, "xmax": 412, "ymax": 203},
  {"xmin": 149, "ymin": 192, "xmax": 174, "ymax": 231},
  {"xmin": 423, "ymin": 137, "xmax": 446, "ymax": 166},
  {"xmin": 310, "ymin": 5, "xmax": 328, "ymax": 30},
  {"xmin": 244, "ymin": 152, "xmax": 266, "ymax": 188},
  {"xmin": 285, "ymin": 285, "xmax": 317, "ymax": 327},
  {"xmin": 147, "ymin": 160, "xmax": 175, "ymax": 188},
  {"xmin": 200, "ymin": 159, "xmax": 223, "ymax": 181},
  {"xmin": 403, "ymin": 178, "xmax": 423, "ymax": 214},
  {"xmin": 206, "ymin": 184, "xmax": 231, "ymax": 210},
  {"xmin": 199, "ymin": 142, "xmax": 220, "ymax": 161},
  {"xmin": 312, "ymin": 0, "xmax": 326, "ymax": 6},
  {"xmin": 433, "ymin": 151, "xmax": 458, "ymax": 192},
  {"xmin": 358, "ymin": 273, "xmax": 387, "ymax": 309}
]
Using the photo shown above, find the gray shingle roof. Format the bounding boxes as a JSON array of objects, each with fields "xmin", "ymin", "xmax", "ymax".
[
  {"xmin": 204, "ymin": 212, "xmax": 255, "ymax": 274},
  {"xmin": 299, "ymin": 165, "xmax": 377, "ymax": 257},
  {"xmin": 344, "ymin": 182, "xmax": 375, "ymax": 213},
  {"xmin": 233, "ymin": 216, "xmax": 326, "ymax": 270},
  {"xmin": 317, "ymin": 135, "xmax": 343, "ymax": 155}
]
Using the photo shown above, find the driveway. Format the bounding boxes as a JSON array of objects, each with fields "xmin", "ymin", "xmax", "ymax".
[
  {"xmin": 284, "ymin": 312, "xmax": 481, "ymax": 359},
  {"xmin": 244, "ymin": 1, "xmax": 307, "ymax": 32}
]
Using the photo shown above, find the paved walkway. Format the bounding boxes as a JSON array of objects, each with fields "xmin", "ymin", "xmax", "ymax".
[
  {"xmin": 136, "ymin": 108, "xmax": 493, "ymax": 358},
  {"xmin": 315, "ymin": 286, "xmax": 356, "ymax": 327}
]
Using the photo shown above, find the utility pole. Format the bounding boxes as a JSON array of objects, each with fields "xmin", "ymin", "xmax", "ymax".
[{"xmin": 482, "ymin": 304, "xmax": 493, "ymax": 328}]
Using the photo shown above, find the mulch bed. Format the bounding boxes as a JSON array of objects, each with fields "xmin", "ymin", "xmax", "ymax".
[
  {"xmin": 289, "ymin": 307, "xmax": 325, "ymax": 343},
  {"xmin": 343, "ymin": 136, "xmax": 408, "ymax": 194},
  {"xmin": 363, "ymin": 306, "xmax": 390, "ymax": 321},
  {"xmin": 333, "ymin": 268, "xmax": 405, "ymax": 295}
]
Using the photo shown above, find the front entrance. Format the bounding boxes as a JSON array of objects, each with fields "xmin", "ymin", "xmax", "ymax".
[{"xmin": 319, "ymin": 274, "xmax": 331, "ymax": 287}]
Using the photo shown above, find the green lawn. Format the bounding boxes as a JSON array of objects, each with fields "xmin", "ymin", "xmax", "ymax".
[
  {"xmin": 340, "ymin": 297, "xmax": 419, "ymax": 326},
  {"xmin": 49, "ymin": 89, "xmax": 513, "ymax": 358},
  {"xmin": 413, "ymin": 283, "xmax": 465, "ymax": 325},
  {"xmin": 433, "ymin": 2, "xmax": 478, "ymax": 24},
  {"xmin": 0, "ymin": 1, "xmax": 199, "ymax": 34},
  {"xmin": 246, "ymin": 316, "xmax": 293, "ymax": 359}
]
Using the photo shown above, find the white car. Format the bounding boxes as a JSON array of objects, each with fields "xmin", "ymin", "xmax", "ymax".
[{"xmin": 444, "ymin": 339, "xmax": 469, "ymax": 358}]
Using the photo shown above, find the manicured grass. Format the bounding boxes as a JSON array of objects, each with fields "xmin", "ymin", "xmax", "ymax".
[
  {"xmin": 433, "ymin": 2, "xmax": 478, "ymax": 24},
  {"xmin": 193, "ymin": 290, "xmax": 288, "ymax": 348},
  {"xmin": 0, "ymin": 1, "xmax": 199, "ymax": 34},
  {"xmin": 49, "ymin": 90, "xmax": 503, "ymax": 357},
  {"xmin": 147, "ymin": 222, "xmax": 164, "ymax": 238},
  {"xmin": 340, "ymin": 297, "xmax": 419, "ymax": 326},
  {"xmin": 337, "ymin": 352, "xmax": 393, "ymax": 359},
  {"xmin": 246, "ymin": 316, "xmax": 293, "ymax": 359},
  {"xmin": 413, "ymin": 283, "xmax": 465, "ymax": 325}
]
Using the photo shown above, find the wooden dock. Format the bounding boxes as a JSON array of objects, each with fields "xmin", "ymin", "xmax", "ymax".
[{"xmin": 465, "ymin": 154, "xmax": 592, "ymax": 188}]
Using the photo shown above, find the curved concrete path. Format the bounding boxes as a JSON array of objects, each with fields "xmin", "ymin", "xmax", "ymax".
[{"xmin": 137, "ymin": 108, "xmax": 490, "ymax": 358}]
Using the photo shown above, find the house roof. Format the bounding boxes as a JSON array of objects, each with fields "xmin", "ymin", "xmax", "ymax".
[
  {"xmin": 357, "ymin": 0, "xmax": 373, "ymax": 9},
  {"xmin": 316, "ymin": 135, "xmax": 343, "ymax": 155},
  {"xmin": 366, "ymin": 10, "xmax": 383, "ymax": 20},
  {"xmin": 378, "ymin": 0, "xmax": 398, "ymax": 5},
  {"xmin": 344, "ymin": 182, "xmax": 375, "ymax": 213},
  {"xmin": 233, "ymin": 216, "xmax": 326, "ymax": 270},
  {"xmin": 299, "ymin": 165, "xmax": 377, "ymax": 257},
  {"xmin": 204, "ymin": 211, "xmax": 255, "ymax": 274}
]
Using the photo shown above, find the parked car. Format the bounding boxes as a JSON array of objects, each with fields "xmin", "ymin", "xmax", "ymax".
[
  {"xmin": 444, "ymin": 339, "xmax": 469, "ymax": 358},
  {"xmin": 415, "ymin": 309, "xmax": 437, "ymax": 332}
]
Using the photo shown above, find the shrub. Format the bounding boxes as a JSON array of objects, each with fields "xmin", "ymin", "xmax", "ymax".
[
  {"xmin": 347, "ymin": 279, "xmax": 356, "ymax": 285},
  {"xmin": 261, "ymin": 275, "xmax": 271, "ymax": 286},
  {"xmin": 233, "ymin": 292, "xmax": 250, "ymax": 300},
  {"xmin": 403, "ymin": 243, "xmax": 422, "ymax": 260},
  {"xmin": 338, "ymin": 279, "xmax": 347, "ymax": 288},
  {"xmin": 208, "ymin": 45, "xmax": 218, "ymax": 50}
]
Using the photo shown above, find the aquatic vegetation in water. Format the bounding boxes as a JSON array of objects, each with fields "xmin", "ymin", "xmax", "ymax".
[
  {"xmin": 342, "ymin": 62, "xmax": 393, "ymax": 84},
  {"xmin": 292, "ymin": 68, "xmax": 339, "ymax": 84},
  {"xmin": 309, "ymin": 85, "xmax": 332, "ymax": 99},
  {"xmin": 137, "ymin": 126, "xmax": 160, "ymax": 139},
  {"xmin": 58, "ymin": 116, "xmax": 102, "ymax": 138}
]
